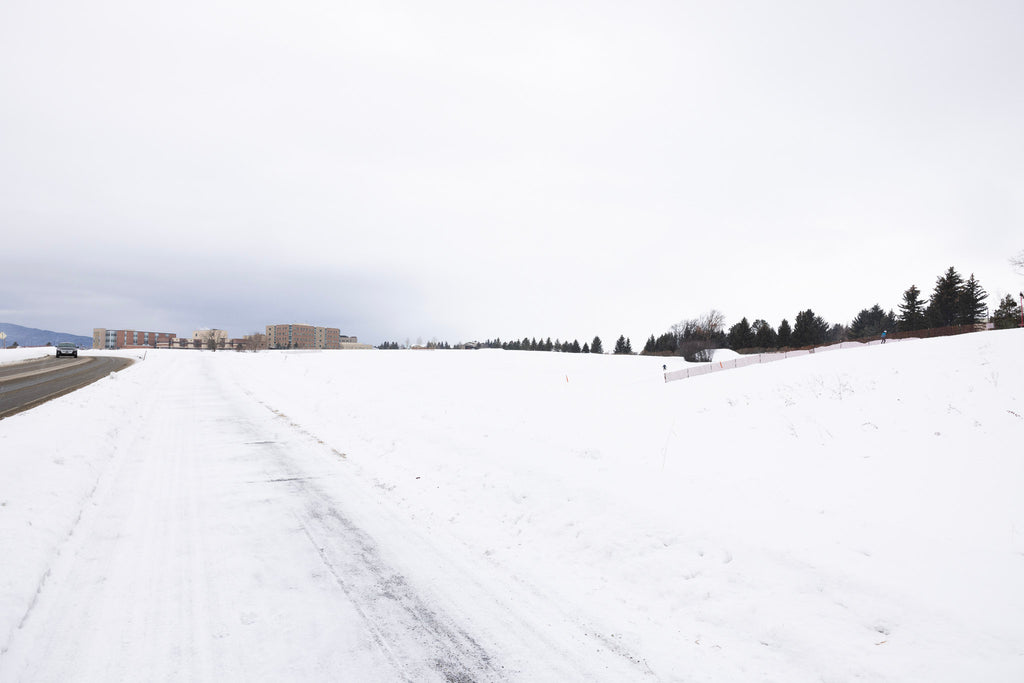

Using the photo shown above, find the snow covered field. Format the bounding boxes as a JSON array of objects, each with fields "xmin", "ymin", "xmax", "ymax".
[{"xmin": 1, "ymin": 331, "xmax": 1022, "ymax": 681}]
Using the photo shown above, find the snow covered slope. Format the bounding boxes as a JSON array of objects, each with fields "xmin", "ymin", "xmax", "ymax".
[{"xmin": 1, "ymin": 330, "xmax": 1021, "ymax": 681}]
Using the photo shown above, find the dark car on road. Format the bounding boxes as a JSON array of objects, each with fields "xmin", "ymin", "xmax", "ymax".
[{"xmin": 55, "ymin": 342, "xmax": 78, "ymax": 358}]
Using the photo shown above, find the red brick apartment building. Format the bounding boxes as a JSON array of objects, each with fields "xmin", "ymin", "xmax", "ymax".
[
  {"xmin": 93, "ymin": 328, "xmax": 176, "ymax": 349},
  {"xmin": 266, "ymin": 324, "xmax": 345, "ymax": 349}
]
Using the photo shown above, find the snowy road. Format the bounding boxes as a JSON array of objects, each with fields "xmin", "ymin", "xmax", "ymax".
[
  {"xmin": 0, "ymin": 355, "xmax": 133, "ymax": 419},
  {"xmin": 0, "ymin": 354, "xmax": 650, "ymax": 682}
]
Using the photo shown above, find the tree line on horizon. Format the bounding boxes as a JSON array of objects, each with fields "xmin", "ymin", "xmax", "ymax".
[
  {"xmin": 480, "ymin": 336, "xmax": 635, "ymax": 354},
  {"xmin": 377, "ymin": 335, "xmax": 638, "ymax": 354},
  {"xmin": 377, "ymin": 264, "xmax": 1021, "ymax": 357},
  {"xmin": 642, "ymin": 265, "xmax": 1020, "ymax": 361}
]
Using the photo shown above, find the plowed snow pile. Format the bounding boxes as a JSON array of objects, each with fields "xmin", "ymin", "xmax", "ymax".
[{"xmin": 1, "ymin": 330, "xmax": 1021, "ymax": 681}]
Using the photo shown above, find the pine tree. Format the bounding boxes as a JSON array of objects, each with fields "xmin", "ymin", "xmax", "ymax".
[
  {"xmin": 642, "ymin": 335, "xmax": 656, "ymax": 354},
  {"xmin": 927, "ymin": 267, "xmax": 965, "ymax": 327},
  {"xmin": 792, "ymin": 309, "xmax": 829, "ymax": 347},
  {"xmin": 898, "ymin": 285, "xmax": 929, "ymax": 331},
  {"xmin": 958, "ymin": 273, "xmax": 988, "ymax": 325},
  {"xmin": 613, "ymin": 335, "xmax": 628, "ymax": 354},
  {"xmin": 751, "ymin": 319, "xmax": 777, "ymax": 348},
  {"xmin": 849, "ymin": 304, "xmax": 895, "ymax": 339},
  {"xmin": 992, "ymin": 294, "xmax": 1022, "ymax": 329},
  {"xmin": 828, "ymin": 323, "xmax": 847, "ymax": 343},
  {"xmin": 727, "ymin": 317, "xmax": 754, "ymax": 350},
  {"xmin": 582, "ymin": 342, "xmax": 590, "ymax": 353},
  {"xmin": 849, "ymin": 307, "xmax": 876, "ymax": 338},
  {"xmin": 591, "ymin": 336, "xmax": 604, "ymax": 354},
  {"xmin": 571, "ymin": 339, "xmax": 582, "ymax": 353},
  {"xmin": 656, "ymin": 332, "xmax": 677, "ymax": 353},
  {"xmin": 777, "ymin": 319, "xmax": 792, "ymax": 348}
]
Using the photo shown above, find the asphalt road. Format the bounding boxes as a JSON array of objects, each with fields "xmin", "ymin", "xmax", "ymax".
[{"xmin": 0, "ymin": 355, "xmax": 134, "ymax": 419}]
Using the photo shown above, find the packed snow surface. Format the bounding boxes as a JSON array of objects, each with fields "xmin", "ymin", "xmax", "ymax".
[{"xmin": 1, "ymin": 331, "xmax": 1022, "ymax": 681}]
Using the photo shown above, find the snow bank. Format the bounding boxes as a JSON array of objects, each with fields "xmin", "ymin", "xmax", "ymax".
[
  {"xmin": 0, "ymin": 348, "xmax": 53, "ymax": 365},
  {"xmin": 0, "ymin": 352, "xmax": 150, "ymax": 656}
]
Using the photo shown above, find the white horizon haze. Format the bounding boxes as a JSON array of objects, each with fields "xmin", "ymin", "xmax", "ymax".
[{"xmin": 2, "ymin": 1, "xmax": 1022, "ymax": 345}]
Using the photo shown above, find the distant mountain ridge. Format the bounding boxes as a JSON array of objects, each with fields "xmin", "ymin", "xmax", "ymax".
[{"xmin": 0, "ymin": 322, "xmax": 92, "ymax": 348}]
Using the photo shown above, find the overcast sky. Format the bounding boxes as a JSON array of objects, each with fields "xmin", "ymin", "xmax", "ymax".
[{"xmin": 2, "ymin": 1, "xmax": 1022, "ymax": 346}]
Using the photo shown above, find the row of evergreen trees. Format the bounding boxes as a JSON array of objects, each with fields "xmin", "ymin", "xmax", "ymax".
[
  {"xmin": 897, "ymin": 271, "xmax": 1019, "ymax": 331},
  {"xmin": 477, "ymin": 335, "xmax": 635, "ymax": 354},
  {"xmin": 377, "ymin": 265, "xmax": 1018, "ymax": 356},
  {"xmin": 642, "ymin": 266, "xmax": 1020, "ymax": 358},
  {"xmin": 638, "ymin": 309, "xmax": 843, "ymax": 358},
  {"xmin": 894, "ymin": 267, "xmax": 989, "ymax": 331},
  {"xmin": 485, "ymin": 337, "xmax": 596, "ymax": 352},
  {"xmin": 378, "ymin": 340, "xmax": 454, "ymax": 349},
  {"xmin": 378, "ymin": 335, "xmax": 640, "ymax": 353}
]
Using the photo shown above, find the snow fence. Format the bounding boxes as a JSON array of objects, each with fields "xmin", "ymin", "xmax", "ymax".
[{"xmin": 663, "ymin": 339, "xmax": 906, "ymax": 383}]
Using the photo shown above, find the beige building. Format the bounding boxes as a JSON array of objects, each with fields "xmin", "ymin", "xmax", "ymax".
[
  {"xmin": 192, "ymin": 329, "xmax": 229, "ymax": 349},
  {"xmin": 193, "ymin": 329, "xmax": 228, "ymax": 342},
  {"xmin": 266, "ymin": 324, "xmax": 371, "ymax": 350},
  {"xmin": 340, "ymin": 340, "xmax": 374, "ymax": 350},
  {"xmin": 266, "ymin": 324, "xmax": 339, "ymax": 349}
]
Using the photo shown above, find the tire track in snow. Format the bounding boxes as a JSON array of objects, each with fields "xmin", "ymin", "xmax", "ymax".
[
  {"xmin": 2, "ymin": 357, "xmax": 401, "ymax": 680},
  {"xmin": 297, "ymin": 501, "xmax": 498, "ymax": 682},
  {"xmin": 237, "ymin": 428, "xmax": 502, "ymax": 682},
  {"xmin": 0, "ymin": 360, "xmax": 213, "ymax": 679},
  {"xmin": 6, "ymin": 353, "xmax": 661, "ymax": 681},
  {"xmin": 233, "ymin": 378, "xmax": 662, "ymax": 682}
]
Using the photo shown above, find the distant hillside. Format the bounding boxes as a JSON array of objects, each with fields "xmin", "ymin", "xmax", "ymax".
[{"xmin": 0, "ymin": 322, "xmax": 92, "ymax": 348}]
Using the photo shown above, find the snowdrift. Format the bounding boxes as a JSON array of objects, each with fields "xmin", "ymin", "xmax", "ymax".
[{"xmin": 1, "ymin": 330, "xmax": 1021, "ymax": 680}]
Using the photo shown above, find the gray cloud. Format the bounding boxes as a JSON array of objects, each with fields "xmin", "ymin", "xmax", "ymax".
[{"xmin": 2, "ymin": 1, "xmax": 1022, "ymax": 346}]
